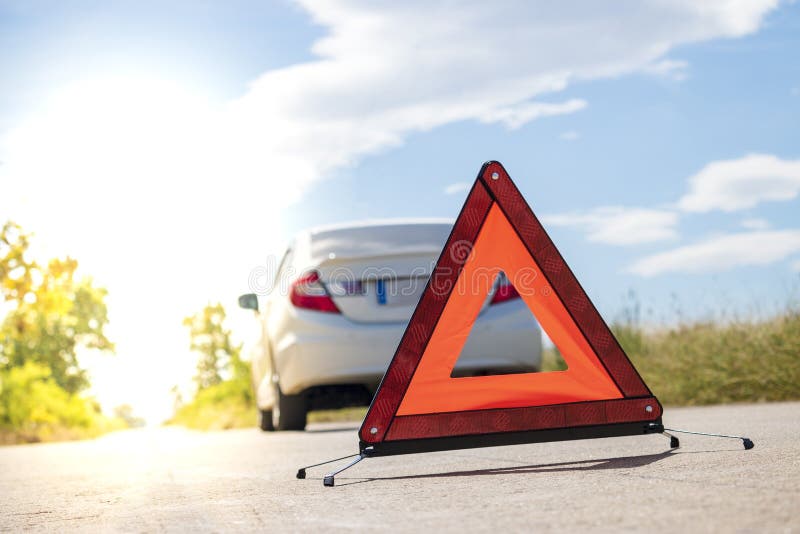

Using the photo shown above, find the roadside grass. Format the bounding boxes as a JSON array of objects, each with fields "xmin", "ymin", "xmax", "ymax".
[
  {"xmin": 0, "ymin": 416, "xmax": 128, "ymax": 446},
  {"xmin": 616, "ymin": 309, "xmax": 800, "ymax": 405},
  {"xmin": 543, "ymin": 308, "xmax": 800, "ymax": 405},
  {"xmin": 308, "ymin": 406, "xmax": 368, "ymax": 424}
]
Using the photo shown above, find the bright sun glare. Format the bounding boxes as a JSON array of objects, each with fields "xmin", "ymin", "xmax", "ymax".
[{"xmin": 2, "ymin": 75, "xmax": 272, "ymax": 424}]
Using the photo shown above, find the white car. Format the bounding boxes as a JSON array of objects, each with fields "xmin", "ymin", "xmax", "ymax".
[{"xmin": 239, "ymin": 220, "xmax": 542, "ymax": 431}]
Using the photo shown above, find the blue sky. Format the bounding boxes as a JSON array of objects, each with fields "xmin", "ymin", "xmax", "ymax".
[{"xmin": 1, "ymin": 0, "xmax": 799, "ymax": 419}]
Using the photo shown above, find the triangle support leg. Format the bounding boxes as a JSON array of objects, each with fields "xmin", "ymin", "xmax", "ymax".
[
  {"xmin": 323, "ymin": 453, "xmax": 366, "ymax": 487},
  {"xmin": 296, "ymin": 452, "xmax": 360, "ymax": 480},
  {"xmin": 663, "ymin": 427, "xmax": 754, "ymax": 450},
  {"xmin": 662, "ymin": 430, "xmax": 680, "ymax": 449}
]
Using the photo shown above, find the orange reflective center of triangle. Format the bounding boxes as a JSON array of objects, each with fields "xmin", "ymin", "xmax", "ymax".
[{"xmin": 396, "ymin": 204, "xmax": 623, "ymax": 416}]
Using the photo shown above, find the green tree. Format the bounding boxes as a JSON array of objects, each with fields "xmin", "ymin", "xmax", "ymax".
[
  {"xmin": 0, "ymin": 221, "xmax": 36, "ymax": 303},
  {"xmin": 0, "ymin": 222, "xmax": 114, "ymax": 394},
  {"xmin": 172, "ymin": 303, "xmax": 254, "ymax": 430},
  {"xmin": 183, "ymin": 303, "xmax": 245, "ymax": 390}
]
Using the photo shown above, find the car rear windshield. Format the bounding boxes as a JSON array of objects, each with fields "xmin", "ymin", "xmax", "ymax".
[{"xmin": 310, "ymin": 223, "xmax": 451, "ymax": 260}]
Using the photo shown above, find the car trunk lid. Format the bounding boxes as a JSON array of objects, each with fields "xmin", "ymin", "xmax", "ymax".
[{"xmin": 317, "ymin": 254, "xmax": 441, "ymax": 323}]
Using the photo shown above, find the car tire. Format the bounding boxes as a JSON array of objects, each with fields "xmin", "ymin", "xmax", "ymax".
[
  {"xmin": 259, "ymin": 409, "xmax": 275, "ymax": 432},
  {"xmin": 272, "ymin": 383, "xmax": 307, "ymax": 431}
]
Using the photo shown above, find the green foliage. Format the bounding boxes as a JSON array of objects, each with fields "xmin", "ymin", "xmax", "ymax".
[
  {"xmin": 0, "ymin": 362, "xmax": 125, "ymax": 443},
  {"xmin": 307, "ymin": 407, "xmax": 367, "ymax": 424},
  {"xmin": 169, "ymin": 376, "xmax": 254, "ymax": 430},
  {"xmin": 1, "ymin": 222, "xmax": 113, "ymax": 394},
  {"xmin": 169, "ymin": 303, "xmax": 254, "ymax": 430},
  {"xmin": 0, "ymin": 221, "xmax": 36, "ymax": 303},
  {"xmin": 0, "ymin": 220, "xmax": 122, "ymax": 444},
  {"xmin": 616, "ymin": 310, "xmax": 800, "ymax": 405},
  {"xmin": 543, "ymin": 307, "xmax": 800, "ymax": 405},
  {"xmin": 183, "ymin": 303, "xmax": 245, "ymax": 390},
  {"xmin": 541, "ymin": 347, "xmax": 568, "ymax": 372}
]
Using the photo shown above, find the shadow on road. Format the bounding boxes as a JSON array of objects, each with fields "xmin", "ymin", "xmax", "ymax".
[{"xmin": 331, "ymin": 450, "xmax": 677, "ymax": 486}]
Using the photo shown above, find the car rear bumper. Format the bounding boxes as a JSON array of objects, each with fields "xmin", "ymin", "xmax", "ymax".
[{"xmin": 273, "ymin": 299, "xmax": 542, "ymax": 397}]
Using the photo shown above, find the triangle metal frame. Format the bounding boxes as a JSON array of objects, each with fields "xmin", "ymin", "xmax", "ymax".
[{"xmin": 358, "ymin": 161, "xmax": 663, "ymax": 457}]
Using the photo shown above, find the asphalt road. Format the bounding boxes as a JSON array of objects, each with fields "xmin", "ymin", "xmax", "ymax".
[{"xmin": 1, "ymin": 402, "xmax": 798, "ymax": 532}]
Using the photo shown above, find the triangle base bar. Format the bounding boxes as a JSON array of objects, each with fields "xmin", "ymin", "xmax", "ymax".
[
  {"xmin": 361, "ymin": 419, "xmax": 664, "ymax": 457},
  {"xmin": 384, "ymin": 396, "xmax": 660, "ymax": 442}
]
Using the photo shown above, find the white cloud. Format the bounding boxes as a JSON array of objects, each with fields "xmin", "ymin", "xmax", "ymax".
[
  {"xmin": 560, "ymin": 130, "xmax": 580, "ymax": 141},
  {"xmin": 479, "ymin": 99, "xmax": 587, "ymax": 130},
  {"xmin": 541, "ymin": 207, "xmax": 679, "ymax": 246},
  {"xmin": 629, "ymin": 230, "xmax": 800, "ymax": 277},
  {"xmin": 741, "ymin": 217, "xmax": 770, "ymax": 230},
  {"xmin": 791, "ymin": 259, "xmax": 800, "ymax": 272},
  {"xmin": 678, "ymin": 154, "xmax": 800, "ymax": 212},
  {"xmin": 444, "ymin": 182, "xmax": 471, "ymax": 195},
  {"xmin": 233, "ymin": 0, "xmax": 778, "ymax": 181},
  {"xmin": 643, "ymin": 59, "xmax": 689, "ymax": 81}
]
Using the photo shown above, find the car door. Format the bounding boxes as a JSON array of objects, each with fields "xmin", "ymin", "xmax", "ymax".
[{"xmin": 253, "ymin": 245, "xmax": 295, "ymax": 408}]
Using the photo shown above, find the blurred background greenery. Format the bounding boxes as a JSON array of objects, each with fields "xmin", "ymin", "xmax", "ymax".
[
  {"xmin": 167, "ymin": 303, "xmax": 255, "ymax": 431},
  {"xmin": 0, "ymin": 221, "xmax": 138, "ymax": 443}
]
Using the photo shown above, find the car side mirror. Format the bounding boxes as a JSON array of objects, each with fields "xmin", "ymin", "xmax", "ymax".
[{"xmin": 238, "ymin": 293, "xmax": 259, "ymax": 312}]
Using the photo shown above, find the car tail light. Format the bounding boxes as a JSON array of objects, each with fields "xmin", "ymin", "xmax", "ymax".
[
  {"xmin": 290, "ymin": 271, "xmax": 340, "ymax": 313},
  {"xmin": 490, "ymin": 279, "xmax": 520, "ymax": 305}
]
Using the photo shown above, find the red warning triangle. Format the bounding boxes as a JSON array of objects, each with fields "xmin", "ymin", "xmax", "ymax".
[{"xmin": 359, "ymin": 161, "xmax": 661, "ymax": 455}]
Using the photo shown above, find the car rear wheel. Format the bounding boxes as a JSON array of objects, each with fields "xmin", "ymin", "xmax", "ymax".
[
  {"xmin": 259, "ymin": 409, "xmax": 275, "ymax": 431},
  {"xmin": 272, "ymin": 383, "xmax": 307, "ymax": 431}
]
